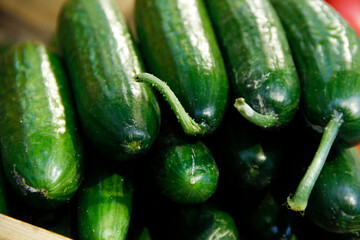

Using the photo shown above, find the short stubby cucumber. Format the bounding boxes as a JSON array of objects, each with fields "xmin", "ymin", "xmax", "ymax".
[
  {"xmin": 178, "ymin": 203, "xmax": 240, "ymax": 240},
  {"xmin": 57, "ymin": 0, "xmax": 161, "ymax": 161},
  {"xmin": 152, "ymin": 125, "xmax": 219, "ymax": 205},
  {"xmin": 78, "ymin": 165, "xmax": 133, "ymax": 240},
  {"xmin": 205, "ymin": 0, "xmax": 300, "ymax": 129},
  {"xmin": 0, "ymin": 41, "xmax": 83, "ymax": 209},
  {"xmin": 134, "ymin": 0, "xmax": 229, "ymax": 136}
]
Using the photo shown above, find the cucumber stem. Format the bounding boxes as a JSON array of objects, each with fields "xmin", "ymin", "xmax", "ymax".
[
  {"xmin": 234, "ymin": 98, "xmax": 279, "ymax": 128},
  {"xmin": 134, "ymin": 73, "xmax": 206, "ymax": 136},
  {"xmin": 287, "ymin": 111, "xmax": 343, "ymax": 212}
]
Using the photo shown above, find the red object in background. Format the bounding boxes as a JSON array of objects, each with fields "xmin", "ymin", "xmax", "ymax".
[{"xmin": 325, "ymin": 0, "xmax": 360, "ymax": 37}]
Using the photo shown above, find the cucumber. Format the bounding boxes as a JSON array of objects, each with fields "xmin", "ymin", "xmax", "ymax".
[
  {"xmin": 248, "ymin": 191, "xmax": 294, "ymax": 240},
  {"xmin": 57, "ymin": 0, "xmax": 161, "ymax": 161},
  {"xmin": 307, "ymin": 147, "xmax": 360, "ymax": 234},
  {"xmin": 77, "ymin": 163, "xmax": 133, "ymax": 240},
  {"xmin": 0, "ymin": 41, "xmax": 83, "ymax": 209},
  {"xmin": 270, "ymin": 0, "xmax": 360, "ymax": 212},
  {"xmin": 134, "ymin": 0, "xmax": 229, "ymax": 135},
  {"xmin": 178, "ymin": 203, "xmax": 240, "ymax": 240},
  {"xmin": 152, "ymin": 124, "xmax": 219, "ymax": 204},
  {"xmin": 211, "ymin": 109, "xmax": 284, "ymax": 191},
  {"xmin": 204, "ymin": 0, "xmax": 300, "ymax": 129}
]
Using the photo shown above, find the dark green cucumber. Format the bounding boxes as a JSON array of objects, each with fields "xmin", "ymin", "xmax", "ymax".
[
  {"xmin": 270, "ymin": 0, "xmax": 360, "ymax": 212},
  {"xmin": 152, "ymin": 124, "xmax": 219, "ymax": 205},
  {"xmin": 213, "ymin": 109, "xmax": 283, "ymax": 191},
  {"xmin": 134, "ymin": 0, "xmax": 229, "ymax": 135},
  {"xmin": 307, "ymin": 147, "xmax": 360, "ymax": 235},
  {"xmin": 178, "ymin": 203, "xmax": 240, "ymax": 240},
  {"xmin": 57, "ymin": 0, "xmax": 161, "ymax": 161},
  {"xmin": 248, "ymin": 191, "xmax": 294, "ymax": 240},
  {"xmin": 78, "ymin": 164, "xmax": 133, "ymax": 240},
  {"xmin": 205, "ymin": 0, "xmax": 300, "ymax": 129},
  {"xmin": 0, "ymin": 41, "xmax": 83, "ymax": 209}
]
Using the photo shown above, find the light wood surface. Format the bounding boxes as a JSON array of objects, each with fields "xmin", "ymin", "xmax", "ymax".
[
  {"xmin": 0, "ymin": 213, "xmax": 72, "ymax": 240},
  {"xmin": 0, "ymin": 0, "xmax": 135, "ymax": 43}
]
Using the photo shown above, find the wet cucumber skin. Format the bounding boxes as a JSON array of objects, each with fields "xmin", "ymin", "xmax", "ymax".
[
  {"xmin": 205, "ymin": 0, "xmax": 300, "ymax": 128},
  {"xmin": 271, "ymin": 0, "xmax": 360, "ymax": 146},
  {"xmin": 307, "ymin": 147, "xmax": 360, "ymax": 234},
  {"xmin": 78, "ymin": 165, "xmax": 133, "ymax": 240},
  {"xmin": 0, "ymin": 41, "xmax": 83, "ymax": 209},
  {"xmin": 152, "ymin": 127, "xmax": 219, "ymax": 205},
  {"xmin": 135, "ymin": 0, "xmax": 229, "ymax": 135},
  {"xmin": 57, "ymin": 0, "xmax": 161, "ymax": 161}
]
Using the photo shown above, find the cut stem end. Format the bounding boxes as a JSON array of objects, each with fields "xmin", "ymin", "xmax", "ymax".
[
  {"xmin": 234, "ymin": 97, "xmax": 279, "ymax": 128},
  {"xmin": 286, "ymin": 111, "xmax": 344, "ymax": 213}
]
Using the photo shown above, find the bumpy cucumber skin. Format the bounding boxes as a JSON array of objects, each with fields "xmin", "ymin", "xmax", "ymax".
[
  {"xmin": 153, "ymin": 130, "xmax": 219, "ymax": 205},
  {"xmin": 57, "ymin": 0, "xmax": 161, "ymax": 161},
  {"xmin": 179, "ymin": 203, "xmax": 240, "ymax": 240},
  {"xmin": 205, "ymin": 0, "xmax": 300, "ymax": 128},
  {"xmin": 271, "ymin": 0, "xmax": 360, "ymax": 146},
  {"xmin": 78, "ymin": 167, "xmax": 133, "ymax": 240},
  {"xmin": 0, "ymin": 41, "xmax": 83, "ymax": 209},
  {"xmin": 135, "ymin": 0, "xmax": 229, "ymax": 134},
  {"xmin": 307, "ymin": 147, "xmax": 360, "ymax": 234}
]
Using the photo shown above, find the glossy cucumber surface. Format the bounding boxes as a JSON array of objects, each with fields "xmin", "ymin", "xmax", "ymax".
[
  {"xmin": 152, "ymin": 125, "xmax": 219, "ymax": 205},
  {"xmin": 271, "ymin": 0, "xmax": 360, "ymax": 146},
  {"xmin": 178, "ymin": 203, "xmax": 240, "ymax": 240},
  {"xmin": 57, "ymin": 0, "xmax": 161, "ymax": 161},
  {"xmin": 205, "ymin": 0, "xmax": 300, "ymax": 129},
  {"xmin": 135, "ymin": 0, "xmax": 229, "ymax": 135},
  {"xmin": 0, "ymin": 41, "xmax": 83, "ymax": 208},
  {"xmin": 307, "ymin": 147, "xmax": 360, "ymax": 234},
  {"xmin": 78, "ymin": 165, "xmax": 133, "ymax": 240}
]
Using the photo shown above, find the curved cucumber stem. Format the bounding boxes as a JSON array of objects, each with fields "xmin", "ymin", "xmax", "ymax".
[
  {"xmin": 287, "ymin": 111, "xmax": 344, "ymax": 212},
  {"xmin": 234, "ymin": 98, "xmax": 279, "ymax": 128},
  {"xmin": 134, "ymin": 73, "xmax": 206, "ymax": 136}
]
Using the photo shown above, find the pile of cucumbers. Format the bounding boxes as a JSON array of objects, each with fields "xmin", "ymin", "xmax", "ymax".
[{"xmin": 0, "ymin": 0, "xmax": 360, "ymax": 239}]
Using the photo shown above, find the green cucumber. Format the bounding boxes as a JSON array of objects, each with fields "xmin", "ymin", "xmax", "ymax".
[
  {"xmin": 178, "ymin": 203, "xmax": 240, "ymax": 240},
  {"xmin": 212, "ymin": 109, "xmax": 284, "ymax": 191},
  {"xmin": 0, "ymin": 41, "xmax": 83, "ymax": 209},
  {"xmin": 204, "ymin": 0, "xmax": 300, "ymax": 129},
  {"xmin": 248, "ymin": 191, "xmax": 294, "ymax": 240},
  {"xmin": 307, "ymin": 147, "xmax": 360, "ymax": 235},
  {"xmin": 270, "ymin": 0, "xmax": 360, "ymax": 212},
  {"xmin": 152, "ymin": 123, "xmax": 219, "ymax": 204},
  {"xmin": 77, "ymin": 163, "xmax": 133, "ymax": 240},
  {"xmin": 57, "ymin": 0, "xmax": 161, "ymax": 161},
  {"xmin": 134, "ymin": 0, "xmax": 229, "ymax": 135}
]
